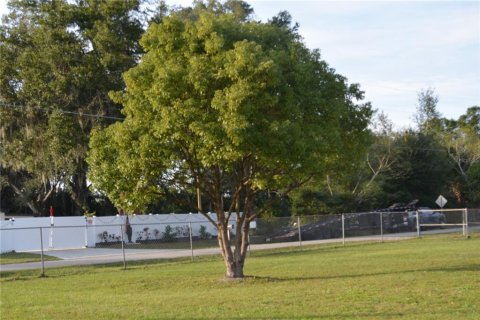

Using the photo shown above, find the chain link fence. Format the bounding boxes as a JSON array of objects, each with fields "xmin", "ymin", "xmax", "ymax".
[{"xmin": 1, "ymin": 209, "xmax": 478, "ymax": 276}]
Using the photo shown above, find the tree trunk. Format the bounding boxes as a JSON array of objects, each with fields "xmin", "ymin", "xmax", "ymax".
[
  {"xmin": 225, "ymin": 259, "xmax": 245, "ymax": 278},
  {"xmin": 69, "ymin": 171, "xmax": 89, "ymax": 215},
  {"xmin": 220, "ymin": 231, "xmax": 247, "ymax": 279},
  {"xmin": 216, "ymin": 215, "xmax": 250, "ymax": 279},
  {"xmin": 208, "ymin": 170, "xmax": 252, "ymax": 279},
  {"xmin": 25, "ymin": 200, "xmax": 42, "ymax": 216},
  {"xmin": 10, "ymin": 182, "xmax": 43, "ymax": 216}
]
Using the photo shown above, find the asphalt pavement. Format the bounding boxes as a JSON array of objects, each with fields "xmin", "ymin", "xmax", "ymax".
[{"xmin": 0, "ymin": 233, "xmax": 416, "ymax": 272}]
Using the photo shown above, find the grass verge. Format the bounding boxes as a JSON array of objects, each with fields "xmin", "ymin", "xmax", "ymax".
[
  {"xmin": 0, "ymin": 252, "xmax": 60, "ymax": 265},
  {"xmin": 1, "ymin": 234, "xmax": 479, "ymax": 319}
]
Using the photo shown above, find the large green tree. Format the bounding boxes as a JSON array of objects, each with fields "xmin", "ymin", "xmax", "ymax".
[
  {"xmin": 88, "ymin": 1, "xmax": 372, "ymax": 278},
  {"xmin": 290, "ymin": 111, "xmax": 395, "ymax": 215},
  {"xmin": 415, "ymin": 88, "xmax": 442, "ymax": 134},
  {"xmin": 378, "ymin": 130, "xmax": 451, "ymax": 206},
  {"xmin": 441, "ymin": 107, "xmax": 480, "ymax": 205},
  {"xmin": 0, "ymin": 0, "xmax": 144, "ymax": 215},
  {"xmin": 414, "ymin": 89, "xmax": 480, "ymax": 206}
]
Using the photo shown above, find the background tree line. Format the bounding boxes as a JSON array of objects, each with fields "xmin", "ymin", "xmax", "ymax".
[
  {"xmin": 292, "ymin": 93, "xmax": 480, "ymax": 216},
  {"xmin": 1, "ymin": 1, "xmax": 478, "ymax": 218}
]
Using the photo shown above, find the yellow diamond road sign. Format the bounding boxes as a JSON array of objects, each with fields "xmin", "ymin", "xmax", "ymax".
[{"xmin": 435, "ymin": 195, "xmax": 447, "ymax": 208}]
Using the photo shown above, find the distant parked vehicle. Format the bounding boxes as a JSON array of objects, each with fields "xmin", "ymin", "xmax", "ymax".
[
  {"xmin": 377, "ymin": 201, "xmax": 417, "ymax": 232},
  {"xmin": 403, "ymin": 207, "xmax": 446, "ymax": 230}
]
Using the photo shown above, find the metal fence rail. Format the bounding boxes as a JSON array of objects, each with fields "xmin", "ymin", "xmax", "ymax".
[{"xmin": 1, "ymin": 208, "xmax": 478, "ymax": 276}]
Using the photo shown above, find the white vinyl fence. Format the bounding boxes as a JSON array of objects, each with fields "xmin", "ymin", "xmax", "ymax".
[{"xmin": 0, "ymin": 213, "xmax": 224, "ymax": 253}]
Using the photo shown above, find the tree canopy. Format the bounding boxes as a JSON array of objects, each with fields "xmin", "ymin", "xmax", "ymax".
[
  {"xmin": 0, "ymin": 0, "xmax": 144, "ymax": 215},
  {"xmin": 87, "ymin": 0, "xmax": 372, "ymax": 278}
]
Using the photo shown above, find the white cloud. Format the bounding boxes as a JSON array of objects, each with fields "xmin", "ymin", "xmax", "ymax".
[{"xmin": 362, "ymin": 75, "xmax": 480, "ymax": 129}]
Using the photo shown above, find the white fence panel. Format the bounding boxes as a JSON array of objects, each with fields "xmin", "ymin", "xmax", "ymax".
[{"xmin": 1, "ymin": 213, "xmax": 232, "ymax": 253}]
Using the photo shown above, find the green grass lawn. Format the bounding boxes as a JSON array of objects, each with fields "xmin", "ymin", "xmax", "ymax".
[
  {"xmin": 0, "ymin": 252, "xmax": 60, "ymax": 265},
  {"xmin": 1, "ymin": 234, "xmax": 479, "ymax": 319}
]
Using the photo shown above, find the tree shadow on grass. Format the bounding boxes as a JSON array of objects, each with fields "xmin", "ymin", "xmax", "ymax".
[
  {"xmin": 212, "ymin": 309, "xmax": 471, "ymax": 320},
  {"xmin": 245, "ymin": 263, "xmax": 480, "ymax": 283}
]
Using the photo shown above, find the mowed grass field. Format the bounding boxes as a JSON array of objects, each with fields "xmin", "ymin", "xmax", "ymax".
[
  {"xmin": 0, "ymin": 252, "xmax": 60, "ymax": 265},
  {"xmin": 1, "ymin": 234, "xmax": 479, "ymax": 319}
]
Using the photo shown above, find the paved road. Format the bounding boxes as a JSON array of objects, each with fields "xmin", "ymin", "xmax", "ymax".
[{"xmin": 1, "ymin": 233, "xmax": 415, "ymax": 272}]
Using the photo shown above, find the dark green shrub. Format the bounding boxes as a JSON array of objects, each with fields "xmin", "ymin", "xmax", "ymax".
[
  {"xmin": 198, "ymin": 225, "xmax": 211, "ymax": 240},
  {"xmin": 162, "ymin": 225, "xmax": 177, "ymax": 242}
]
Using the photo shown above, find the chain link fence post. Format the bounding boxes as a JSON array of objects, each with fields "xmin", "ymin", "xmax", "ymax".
[
  {"xmin": 416, "ymin": 210, "xmax": 421, "ymax": 238},
  {"xmin": 297, "ymin": 216, "xmax": 302, "ymax": 247},
  {"xmin": 380, "ymin": 212, "xmax": 384, "ymax": 243},
  {"xmin": 84, "ymin": 216, "xmax": 88, "ymax": 247},
  {"xmin": 39, "ymin": 227, "xmax": 45, "ymax": 277},
  {"xmin": 464, "ymin": 208, "xmax": 469, "ymax": 238},
  {"xmin": 342, "ymin": 214, "xmax": 345, "ymax": 246},
  {"xmin": 189, "ymin": 222, "xmax": 194, "ymax": 262},
  {"xmin": 120, "ymin": 224, "xmax": 126, "ymax": 270}
]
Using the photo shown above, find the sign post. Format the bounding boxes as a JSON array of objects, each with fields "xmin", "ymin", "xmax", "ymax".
[{"xmin": 49, "ymin": 206, "xmax": 54, "ymax": 248}]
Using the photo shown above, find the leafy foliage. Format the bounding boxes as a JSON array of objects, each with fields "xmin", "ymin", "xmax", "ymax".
[
  {"xmin": 0, "ymin": 0, "xmax": 144, "ymax": 215},
  {"xmin": 87, "ymin": 0, "xmax": 372, "ymax": 277},
  {"xmin": 162, "ymin": 225, "xmax": 177, "ymax": 242}
]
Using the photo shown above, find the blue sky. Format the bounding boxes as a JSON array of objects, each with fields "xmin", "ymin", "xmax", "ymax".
[
  {"xmin": 1, "ymin": 0, "xmax": 479, "ymax": 129},
  {"xmin": 246, "ymin": 1, "xmax": 480, "ymax": 129}
]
